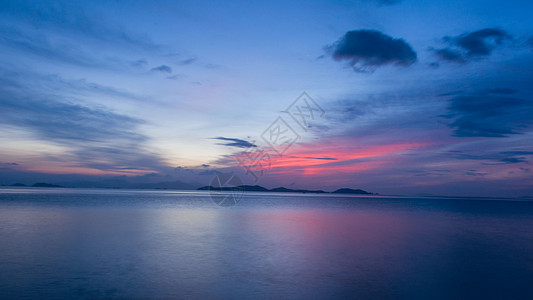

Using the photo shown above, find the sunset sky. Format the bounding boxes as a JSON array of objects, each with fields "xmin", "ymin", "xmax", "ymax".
[{"xmin": 1, "ymin": 0, "xmax": 533, "ymax": 196}]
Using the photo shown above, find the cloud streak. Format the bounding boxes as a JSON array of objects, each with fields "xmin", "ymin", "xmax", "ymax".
[
  {"xmin": 151, "ymin": 65, "xmax": 173, "ymax": 73},
  {"xmin": 447, "ymin": 150, "xmax": 533, "ymax": 165},
  {"xmin": 213, "ymin": 137, "xmax": 257, "ymax": 148},
  {"xmin": 0, "ymin": 69, "xmax": 167, "ymax": 173},
  {"xmin": 443, "ymin": 90, "xmax": 533, "ymax": 137},
  {"xmin": 0, "ymin": 0, "xmax": 161, "ymax": 51}
]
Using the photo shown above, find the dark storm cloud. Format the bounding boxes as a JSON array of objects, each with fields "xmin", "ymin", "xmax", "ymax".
[
  {"xmin": 443, "ymin": 93, "xmax": 533, "ymax": 137},
  {"xmin": 432, "ymin": 28, "xmax": 511, "ymax": 64},
  {"xmin": 328, "ymin": 29, "xmax": 417, "ymax": 72},
  {"xmin": 213, "ymin": 137, "xmax": 257, "ymax": 148},
  {"xmin": 0, "ymin": 70, "xmax": 167, "ymax": 172},
  {"xmin": 151, "ymin": 65, "xmax": 173, "ymax": 73}
]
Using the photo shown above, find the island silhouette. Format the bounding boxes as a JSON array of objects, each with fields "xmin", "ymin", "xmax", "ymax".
[
  {"xmin": 4, "ymin": 182, "xmax": 372, "ymax": 194},
  {"xmin": 198, "ymin": 185, "xmax": 372, "ymax": 194}
]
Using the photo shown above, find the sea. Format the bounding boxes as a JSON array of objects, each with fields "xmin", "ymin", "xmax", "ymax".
[{"xmin": 0, "ymin": 188, "xmax": 532, "ymax": 299}]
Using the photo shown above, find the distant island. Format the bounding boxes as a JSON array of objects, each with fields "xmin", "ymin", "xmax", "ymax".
[
  {"xmin": 32, "ymin": 183, "xmax": 64, "ymax": 188},
  {"xmin": 198, "ymin": 185, "xmax": 372, "ymax": 194},
  {"xmin": 332, "ymin": 188, "xmax": 372, "ymax": 195},
  {"xmin": 7, "ymin": 182, "xmax": 64, "ymax": 188},
  {"xmin": 4, "ymin": 182, "xmax": 372, "ymax": 194}
]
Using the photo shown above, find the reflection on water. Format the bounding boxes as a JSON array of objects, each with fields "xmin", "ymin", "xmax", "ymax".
[{"xmin": 0, "ymin": 188, "xmax": 532, "ymax": 299}]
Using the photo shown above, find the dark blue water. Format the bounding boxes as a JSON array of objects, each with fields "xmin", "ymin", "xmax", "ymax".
[{"xmin": 0, "ymin": 188, "xmax": 532, "ymax": 299}]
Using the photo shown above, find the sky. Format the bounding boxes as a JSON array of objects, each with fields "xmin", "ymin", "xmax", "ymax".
[{"xmin": 1, "ymin": 0, "xmax": 533, "ymax": 197}]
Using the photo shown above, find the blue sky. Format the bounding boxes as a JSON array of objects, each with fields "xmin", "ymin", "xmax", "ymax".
[{"xmin": 1, "ymin": 0, "xmax": 533, "ymax": 196}]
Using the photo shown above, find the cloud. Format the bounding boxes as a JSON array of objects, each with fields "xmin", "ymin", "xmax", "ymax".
[
  {"xmin": 2, "ymin": 70, "xmax": 148, "ymax": 104},
  {"xmin": 179, "ymin": 58, "xmax": 197, "ymax": 65},
  {"xmin": 0, "ymin": 0, "xmax": 161, "ymax": 51},
  {"xmin": 0, "ymin": 163, "xmax": 19, "ymax": 167},
  {"xmin": 1, "ymin": 90, "xmax": 143, "ymax": 142},
  {"xmin": 213, "ymin": 137, "xmax": 256, "ymax": 148},
  {"xmin": 0, "ymin": 27, "xmax": 107, "ymax": 68},
  {"xmin": 166, "ymin": 74, "xmax": 184, "ymax": 80},
  {"xmin": 47, "ymin": 75, "xmax": 148, "ymax": 101},
  {"xmin": 500, "ymin": 151, "xmax": 533, "ymax": 156},
  {"xmin": 432, "ymin": 28, "xmax": 511, "ymax": 64},
  {"xmin": 443, "ymin": 92, "xmax": 533, "ymax": 137},
  {"xmin": 432, "ymin": 48, "xmax": 465, "ymax": 63},
  {"xmin": 448, "ymin": 150, "xmax": 533, "ymax": 165},
  {"xmin": 0, "ymin": 70, "xmax": 167, "ymax": 173},
  {"xmin": 0, "ymin": 27, "xmax": 163, "ymax": 72},
  {"xmin": 130, "ymin": 59, "xmax": 148, "ymax": 67},
  {"xmin": 0, "ymin": 2, "xmax": 168, "ymax": 72},
  {"xmin": 327, "ymin": 29, "xmax": 417, "ymax": 72},
  {"xmin": 465, "ymin": 170, "xmax": 487, "ymax": 176},
  {"xmin": 151, "ymin": 65, "xmax": 172, "ymax": 73},
  {"xmin": 288, "ymin": 156, "xmax": 338, "ymax": 160},
  {"xmin": 456, "ymin": 28, "xmax": 511, "ymax": 56}
]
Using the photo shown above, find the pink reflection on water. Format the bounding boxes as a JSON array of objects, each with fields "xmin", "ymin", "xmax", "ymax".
[{"xmin": 229, "ymin": 208, "xmax": 419, "ymax": 292}]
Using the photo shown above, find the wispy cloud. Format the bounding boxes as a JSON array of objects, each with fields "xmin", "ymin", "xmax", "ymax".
[
  {"xmin": 442, "ymin": 90, "xmax": 533, "ymax": 137},
  {"xmin": 151, "ymin": 65, "xmax": 173, "ymax": 73},
  {"xmin": 0, "ymin": 1, "xmax": 172, "ymax": 73},
  {"xmin": 447, "ymin": 150, "xmax": 533, "ymax": 165},
  {"xmin": 179, "ymin": 58, "xmax": 197, "ymax": 65},
  {"xmin": 0, "ymin": 0, "xmax": 161, "ymax": 51},
  {"xmin": 213, "ymin": 137, "xmax": 257, "ymax": 148},
  {"xmin": 0, "ymin": 69, "xmax": 167, "ymax": 173},
  {"xmin": 287, "ymin": 156, "xmax": 338, "ymax": 160},
  {"xmin": 0, "ymin": 163, "xmax": 19, "ymax": 167},
  {"xmin": 0, "ymin": 27, "xmax": 107, "ymax": 68}
]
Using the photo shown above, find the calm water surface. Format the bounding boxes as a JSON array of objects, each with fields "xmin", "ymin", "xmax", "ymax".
[{"xmin": 0, "ymin": 188, "xmax": 532, "ymax": 299}]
